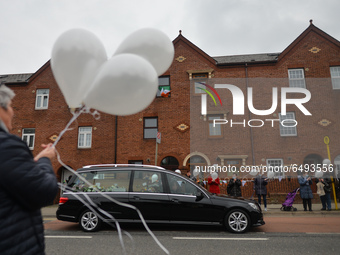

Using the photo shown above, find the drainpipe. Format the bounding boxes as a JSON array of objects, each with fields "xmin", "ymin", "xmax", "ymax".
[
  {"xmin": 114, "ymin": 116, "xmax": 118, "ymax": 164},
  {"xmin": 245, "ymin": 63, "xmax": 256, "ymax": 166}
]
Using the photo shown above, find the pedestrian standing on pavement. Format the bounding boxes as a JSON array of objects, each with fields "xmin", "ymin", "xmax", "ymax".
[
  {"xmin": 208, "ymin": 172, "xmax": 220, "ymax": 194},
  {"xmin": 316, "ymin": 177, "xmax": 326, "ymax": 209},
  {"xmin": 254, "ymin": 173, "xmax": 268, "ymax": 211},
  {"xmin": 227, "ymin": 173, "xmax": 242, "ymax": 197},
  {"xmin": 0, "ymin": 85, "xmax": 58, "ymax": 255},
  {"xmin": 298, "ymin": 171, "xmax": 313, "ymax": 211},
  {"xmin": 316, "ymin": 175, "xmax": 332, "ymax": 211}
]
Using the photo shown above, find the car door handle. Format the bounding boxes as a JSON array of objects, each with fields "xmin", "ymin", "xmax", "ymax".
[
  {"xmin": 133, "ymin": 196, "xmax": 140, "ymax": 200},
  {"xmin": 171, "ymin": 199, "xmax": 180, "ymax": 203}
]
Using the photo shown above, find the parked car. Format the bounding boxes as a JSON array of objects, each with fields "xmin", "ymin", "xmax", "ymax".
[{"xmin": 57, "ymin": 164, "xmax": 265, "ymax": 233}]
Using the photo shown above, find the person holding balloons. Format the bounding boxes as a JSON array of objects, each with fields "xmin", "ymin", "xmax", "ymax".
[
  {"xmin": 191, "ymin": 168, "xmax": 205, "ymax": 187},
  {"xmin": 298, "ymin": 171, "xmax": 313, "ymax": 211},
  {"xmin": 208, "ymin": 171, "xmax": 221, "ymax": 194},
  {"xmin": 227, "ymin": 173, "xmax": 242, "ymax": 197},
  {"xmin": 0, "ymin": 85, "xmax": 58, "ymax": 254}
]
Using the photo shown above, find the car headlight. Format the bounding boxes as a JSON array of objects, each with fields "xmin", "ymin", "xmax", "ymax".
[{"xmin": 248, "ymin": 202, "xmax": 259, "ymax": 211}]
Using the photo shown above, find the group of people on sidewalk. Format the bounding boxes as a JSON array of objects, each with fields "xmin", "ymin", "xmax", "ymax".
[
  {"xmin": 298, "ymin": 171, "xmax": 333, "ymax": 211},
  {"xmin": 186, "ymin": 169, "xmax": 335, "ymax": 212},
  {"xmin": 187, "ymin": 170, "xmax": 269, "ymax": 211}
]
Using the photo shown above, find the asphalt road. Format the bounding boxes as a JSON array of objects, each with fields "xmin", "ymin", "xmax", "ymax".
[{"xmin": 44, "ymin": 216, "xmax": 340, "ymax": 255}]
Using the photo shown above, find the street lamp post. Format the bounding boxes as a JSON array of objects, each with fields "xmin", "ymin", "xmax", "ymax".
[{"xmin": 324, "ymin": 136, "xmax": 338, "ymax": 210}]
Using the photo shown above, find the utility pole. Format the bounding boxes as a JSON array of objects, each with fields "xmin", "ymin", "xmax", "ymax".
[{"xmin": 155, "ymin": 131, "xmax": 161, "ymax": 165}]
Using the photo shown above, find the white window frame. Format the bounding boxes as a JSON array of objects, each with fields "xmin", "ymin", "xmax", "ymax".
[
  {"xmin": 334, "ymin": 155, "xmax": 340, "ymax": 178},
  {"xmin": 208, "ymin": 115, "xmax": 222, "ymax": 137},
  {"xmin": 330, "ymin": 66, "xmax": 340, "ymax": 90},
  {"xmin": 78, "ymin": 127, "xmax": 92, "ymax": 148},
  {"xmin": 144, "ymin": 117, "xmax": 158, "ymax": 139},
  {"xmin": 193, "ymin": 73, "xmax": 208, "ymax": 94},
  {"xmin": 279, "ymin": 112, "xmax": 297, "ymax": 136},
  {"xmin": 266, "ymin": 158, "xmax": 284, "ymax": 178},
  {"xmin": 288, "ymin": 69, "xmax": 306, "ymax": 88},
  {"xmin": 22, "ymin": 128, "xmax": 35, "ymax": 150},
  {"xmin": 35, "ymin": 89, "xmax": 49, "ymax": 109},
  {"xmin": 157, "ymin": 76, "xmax": 171, "ymax": 97}
]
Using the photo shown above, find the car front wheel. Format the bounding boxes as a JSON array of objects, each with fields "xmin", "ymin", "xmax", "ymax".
[
  {"xmin": 79, "ymin": 210, "xmax": 102, "ymax": 232},
  {"xmin": 225, "ymin": 209, "xmax": 250, "ymax": 233}
]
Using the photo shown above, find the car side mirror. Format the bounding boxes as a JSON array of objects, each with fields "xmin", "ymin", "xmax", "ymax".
[{"xmin": 195, "ymin": 191, "xmax": 204, "ymax": 201}]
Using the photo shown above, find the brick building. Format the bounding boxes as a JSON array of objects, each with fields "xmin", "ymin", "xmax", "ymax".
[{"xmin": 1, "ymin": 21, "xmax": 340, "ymax": 202}]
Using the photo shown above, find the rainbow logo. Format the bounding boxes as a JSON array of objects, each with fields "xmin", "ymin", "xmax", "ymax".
[{"xmin": 196, "ymin": 82, "xmax": 222, "ymax": 106}]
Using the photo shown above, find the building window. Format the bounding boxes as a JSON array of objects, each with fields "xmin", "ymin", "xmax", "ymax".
[
  {"xmin": 288, "ymin": 69, "xmax": 306, "ymax": 88},
  {"xmin": 161, "ymin": 156, "xmax": 179, "ymax": 171},
  {"xmin": 144, "ymin": 117, "xmax": 158, "ymax": 139},
  {"xmin": 132, "ymin": 170, "xmax": 163, "ymax": 193},
  {"xmin": 22, "ymin": 128, "xmax": 35, "ymax": 150},
  {"xmin": 334, "ymin": 155, "xmax": 340, "ymax": 178},
  {"xmin": 35, "ymin": 89, "xmax": 49, "ymax": 109},
  {"xmin": 128, "ymin": 160, "xmax": 143, "ymax": 165},
  {"xmin": 208, "ymin": 115, "xmax": 223, "ymax": 137},
  {"xmin": 193, "ymin": 73, "xmax": 208, "ymax": 94},
  {"xmin": 267, "ymin": 159, "xmax": 284, "ymax": 178},
  {"xmin": 279, "ymin": 112, "xmax": 297, "ymax": 136},
  {"xmin": 78, "ymin": 127, "xmax": 92, "ymax": 148},
  {"xmin": 157, "ymin": 76, "xmax": 171, "ymax": 97},
  {"xmin": 330, "ymin": 66, "xmax": 340, "ymax": 89}
]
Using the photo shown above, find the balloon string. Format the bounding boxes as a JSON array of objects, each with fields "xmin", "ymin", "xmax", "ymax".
[
  {"xmin": 55, "ymin": 148, "xmax": 170, "ymax": 254},
  {"xmin": 53, "ymin": 106, "xmax": 100, "ymax": 147}
]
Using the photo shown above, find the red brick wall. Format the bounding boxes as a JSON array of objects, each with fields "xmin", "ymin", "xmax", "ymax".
[
  {"xmin": 6, "ymin": 24, "xmax": 340, "ymax": 205},
  {"xmin": 10, "ymin": 65, "xmax": 117, "ymax": 174}
]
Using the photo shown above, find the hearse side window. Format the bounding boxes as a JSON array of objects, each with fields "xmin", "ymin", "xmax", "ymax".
[
  {"xmin": 71, "ymin": 170, "xmax": 131, "ymax": 192},
  {"xmin": 132, "ymin": 171, "xmax": 163, "ymax": 193},
  {"xmin": 167, "ymin": 174, "xmax": 201, "ymax": 196}
]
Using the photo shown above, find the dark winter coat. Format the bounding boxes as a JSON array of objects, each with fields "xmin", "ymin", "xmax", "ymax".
[
  {"xmin": 254, "ymin": 175, "xmax": 268, "ymax": 195},
  {"xmin": 227, "ymin": 178, "xmax": 242, "ymax": 197},
  {"xmin": 316, "ymin": 177, "xmax": 332, "ymax": 193},
  {"xmin": 0, "ymin": 128, "xmax": 58, "ymax": 255},
  {"xmin": 298, "ymin": 175, "xmax": 313, "ymax": 199}
]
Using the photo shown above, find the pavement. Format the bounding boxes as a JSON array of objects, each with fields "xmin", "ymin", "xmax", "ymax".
[{"xmin": 42, "ymin": 202, "xmax": 340, "ymax": 220}]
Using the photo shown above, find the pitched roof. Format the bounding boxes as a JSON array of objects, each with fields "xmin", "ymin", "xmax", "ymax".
[
  {"xmin": 0, "ymin": 73, "xmax": 33, "ymax": 85},
  {"xmin": 173, "ymin": 31, "xmax": 216, "ymax": 65},
  {"xmin": 278, "ymin": 22, "xmax": 340, "ymax": 61},
  {"xmin": 213, "ymin": 53, "xmax": 280, "ymax": 65}
]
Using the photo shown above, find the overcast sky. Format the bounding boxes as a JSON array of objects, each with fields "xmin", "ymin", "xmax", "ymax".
[{"xmin": 1, "ymin": 0, "xmax": 339, "ymax": 75}]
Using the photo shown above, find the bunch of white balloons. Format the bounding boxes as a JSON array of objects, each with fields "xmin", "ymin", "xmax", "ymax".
[{"xmin": 51, "ymin": 28, "xmax": 174, "ymax": 116}]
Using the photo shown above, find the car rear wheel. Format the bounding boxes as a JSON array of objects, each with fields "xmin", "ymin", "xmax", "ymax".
[
  {"xmin": 79, "ymin": 210, "xmax": 102, "ymax": 232},
  {"xmin": 225, "ymin": 209, "xmax": 250, "ymax": 233}
]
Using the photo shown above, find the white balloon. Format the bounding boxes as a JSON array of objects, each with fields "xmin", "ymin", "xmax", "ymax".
[
  {"xmin": 51, "ymin": 28, "xmax": 107, "ymax": 108},
  {"xmin": 315, "ymin": 170, "xmax": 323, "ymax": 178},
  {"xmin": 322, "ymin": 159, "xmax": 331, "ymax": 166},
  {"xmin": 250, "ymin": 169, "xmax": 258, "ymax": 176},
  {"xmin": 193, "ymin": 168, "xmax": 200, "ymax": 177},
  {"xmin": 211, "ymin": 172, "xmax": 218, "ymax": 180},
  {"xmin": 114, "ymin": 28, "xmax": 174, "ymax": 76},
  {"xmin": 84, "ymin": 53, "xmax": 158, "ymax": 116},
  {"xmin": 267, "ymin": 171, "xmax": 275, "ymax": 179},
  {"xmin": 322, "ymin": 159, "xmax": 332, "ymax": 176}
]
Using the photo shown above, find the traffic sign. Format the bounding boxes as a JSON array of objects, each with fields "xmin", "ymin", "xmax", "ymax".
[{"xmin": 156, "ymin": 132, "xmax": 161, "ymax": 144}]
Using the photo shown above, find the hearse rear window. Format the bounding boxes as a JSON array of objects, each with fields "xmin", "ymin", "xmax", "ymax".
[
  {"xmin": 71, "ymin": 170, "xmax": 131, "ymax": 192},
  {"xmin": 132, "ymin": 170, "xmax": 164, "ymax": 193}
]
